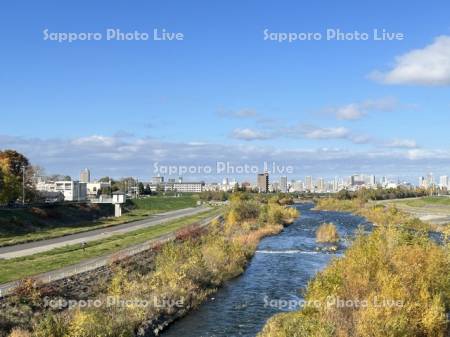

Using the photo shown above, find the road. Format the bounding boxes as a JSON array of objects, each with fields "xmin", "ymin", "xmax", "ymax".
[
  {"xmin": 0, "ymin": 212, "xmax": 221, "ymax": 297},
  {"xmin": 0, "ymin": 206, "xmax": 209, "ymax": 259}
]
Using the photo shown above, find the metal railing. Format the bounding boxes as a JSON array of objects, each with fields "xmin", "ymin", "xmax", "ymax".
[{"xmin": 0, "ymin": 214, "xmax": 221, "ymax": 297}]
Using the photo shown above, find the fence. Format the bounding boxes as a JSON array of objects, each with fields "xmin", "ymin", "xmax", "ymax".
[{"xmin": 0, "ymin": 214, "xmax": 221, "ymax": 297}]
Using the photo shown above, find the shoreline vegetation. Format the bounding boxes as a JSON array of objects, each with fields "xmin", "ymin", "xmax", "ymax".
[
  {"xmin": 259, "ymin": 196, "xmax": 450, "ymax": 337},
  {"xmin": 1, "ymin": 193, "xmax": 299, "ymax": 337},
  {"xmin": 315, "ymin": 223, "xmax": 339, "ymax": 243}
]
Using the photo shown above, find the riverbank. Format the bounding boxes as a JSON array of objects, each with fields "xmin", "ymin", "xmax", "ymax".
[
  {"xmin": 0, "ymin": 194, "xmax": 299, "ymax": 337},
  {"xmin": 259, "ymin": 198, "xmax": 450, "ymax": 337},
  {"xmin": 0, "ymin": 196, "xmax": 198, "ymax": 247},
  {"xmin": 160, "ymin": 203, "xmax": 369, "ymax": 337}
]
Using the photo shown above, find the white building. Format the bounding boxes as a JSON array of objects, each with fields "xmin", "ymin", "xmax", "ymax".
[
  {"xmin": 36, "ymin": 180, "xmax": 87, "ymax": 201},
  {"xmin": 170, "ymin": 182, "xmax": 204, "ymax": 193},
  {"xmin": 86, "ymin": 181, "xmax": 111, "ymax": 198},
  {"xmin": 305, "ymin": 176, "xmax": 313, "ymax": 192},
  {"xmin": 439, "ymin": 175, "xmax": 449, "ymax": 189},
  {"xmin": 291, "ymin": 180, "xmax": 304, "ymax": 192}
]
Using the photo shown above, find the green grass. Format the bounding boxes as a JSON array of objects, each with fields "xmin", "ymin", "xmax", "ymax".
[
  {"xmin": 129, "ymin": 195, "xmax": 198, "ymax": 211},
  {"xmin": 0, "ymin": 207, "xmax": 222, "ymax": 284},
  {"xmin": 402, "ymin": 196, "xmax": 450, "ymax": 207},
  {"xmin": 0, "ymin": 195, "xmax": 199, "ymax": 247}
]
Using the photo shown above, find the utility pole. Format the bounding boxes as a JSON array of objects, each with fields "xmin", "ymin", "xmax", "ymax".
[
  {"xmin": 136, "ymin": 177, "xmax": 139, "ymax": 199},
  {"xmin": 22, "ymin": 165, "xmax": 26, "ymax": 205}
]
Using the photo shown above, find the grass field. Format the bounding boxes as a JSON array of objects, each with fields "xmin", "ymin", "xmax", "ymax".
[
  {"xmin": 380, "ymin": 196, "xmax": 450, "ymax": 227},
  {"xmin": 0, "ymin": 195, "xmax": 198, "ymax": 247},
  {"xmin": 129, "ymin": 195, "xmax": 197, "ymax": 211},
  {"xmin": 402, "ymin": 196, "xmax": 450, "ymax": 207},
  {"xmin": 0, "ymin": 207, "xmax": 221, "ymax": 284}
]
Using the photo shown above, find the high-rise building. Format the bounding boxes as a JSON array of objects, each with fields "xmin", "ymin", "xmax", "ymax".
[
  {"xmin": 280, "ymin": 176, "xmax": 288, "ymax": 193},
  {"xmin": 80, "ymin": 168, "xmax": 90, "ymax": 183},
  {"xmin": 292, "ymin": 180, "xmax": 304, "ymax": 192},
  {"xmin": 305, "ymin": 176, "xmax": 313, "ymax": 191},
  {"xmin": 317, "ymin": 178, "xmax": 325, "ymax": 192},
  {"xmin": 257, "ymin": 172, "xmax": 269, "ymax": 193},
  {"xmin": 439, "ymin": 175, "xmax": 449, "ymax": 189},
  {"xmin": 427, "ymin": 172, "xmax": 434, "ymax": 186}
]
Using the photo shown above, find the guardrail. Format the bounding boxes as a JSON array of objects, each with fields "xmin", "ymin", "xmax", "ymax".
[{"xmin": 0, "ymin": 214, "xmax": 221, "ymax": 297}]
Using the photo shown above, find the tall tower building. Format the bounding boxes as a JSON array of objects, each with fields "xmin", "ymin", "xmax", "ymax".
[
  {"xmin": 317, "ymin": 178, "xmax": 325, "ymax": 192},
  {"xmin": 280, "ymin": 176, "xmax": 288, "ymax": 193},
  {"xmin": 439, "ymin": 175, "xmax": 449, "ymax": 189},
  {"xmin": 80, "ymin": 168, "xmax": 90, "ymax": 183},
  {"xmin": 305, "ymin": 176, "xmax": 313, "ymax": 192},
  {"xmin": 257, "ymin": 172, "xmax": 269, "ymax": 193}
]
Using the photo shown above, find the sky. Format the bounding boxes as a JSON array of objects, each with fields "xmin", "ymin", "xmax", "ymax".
[{"xmin": 1, "ymin": 0, "xmax": 450, "ymax": 182}]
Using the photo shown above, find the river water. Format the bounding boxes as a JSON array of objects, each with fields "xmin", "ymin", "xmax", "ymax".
[{"xmin": 161, "ymin": 203, "xmax": 370, "ymax": 337}]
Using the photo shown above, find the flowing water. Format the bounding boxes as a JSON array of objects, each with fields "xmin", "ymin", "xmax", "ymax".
[{"xmin": 161, "ymin": 203, "xmax": 371, "ymax": 337}]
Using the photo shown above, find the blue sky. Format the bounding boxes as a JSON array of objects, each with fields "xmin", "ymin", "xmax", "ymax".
[{"xmin": 1, "ymin": 0, "xmax": 450, "ymax": 182}]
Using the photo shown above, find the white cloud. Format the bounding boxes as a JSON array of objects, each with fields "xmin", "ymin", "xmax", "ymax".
[
  {"xmin": 218, "ymin": 108, "xmax": 258, "ymax": 118},
  {"xmin": 282, "ymin": 124, "xmax": 370, "ymax": 144},
  {"xmin": 1, "ymin": 134, "xmax": 450, "ymax": 179},
  {"xmin": 300, "ymin": 126, "xmax": 350, "ymax": 139},
  {"xmin": 328, "ymin": 97, "xmax": 398, "ymax": 120},
  {"xmin": 335, "ymin": 104, "xmax": 363, "ymax": 120},
  {"xmin": 385, "ymin": 139, "xmax": 418, "ymax": 149},
  {"xmin": 369, "ymin": 35, "xmax": 450, "ymax": 86},
  {"xmin": 231, "ymin": 128, "xmax": 271, "ymax": 141}
]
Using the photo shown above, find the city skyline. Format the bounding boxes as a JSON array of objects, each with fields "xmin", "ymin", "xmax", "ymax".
[{"xmin": 1, "ymin": 1, "xmax": 450, "ymax": 179}]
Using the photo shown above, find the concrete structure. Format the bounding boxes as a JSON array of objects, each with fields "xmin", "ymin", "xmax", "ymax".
[
  {"xmin": 112, "ymin": 191, "xmax": 126, "ymax": 217},
  {"xmin": 86, "ymin": 181, "xmax": 111, "ymax": 199},
  {"xmin": 55, "ymin": 181, "xmax": 87, "ymax": 201},
  {"xmin": 80, "ymin": 168, "xmax": 91, "ymax": 183},
  {"xmin": 36, "ymin": 180, "xmax": 87, "ymax": 201},
  {"xmin": 257, "ymin": 172, "xmax": 269, "ymax": 193}
]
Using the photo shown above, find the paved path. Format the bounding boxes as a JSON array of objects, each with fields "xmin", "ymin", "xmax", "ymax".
[
  {"xmin": 0, "ymin": 213, "xmax": 221, "ymax": 297},
  {"xmin": 0, "ymin": 206, "xmax": 209, "ymax": 259}
]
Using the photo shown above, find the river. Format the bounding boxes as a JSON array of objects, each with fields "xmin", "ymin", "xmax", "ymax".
[{"xmin": 160, "ymin": 203, "xmax": 371, "ymax": 337}]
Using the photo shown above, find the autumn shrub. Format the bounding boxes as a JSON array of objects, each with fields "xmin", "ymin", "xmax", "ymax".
[
  {"xmin": 259, "ymin": 226, "xmax": 450, "ymax": 337},
  {"xmin": 14, "ymin": 196, "xmax": 300, "ymax": 337},
  {"xmin": 10, "ymin": 279, "xmax": 43, "ymax": 308},
  {"xmin": 32, "ymin": 313, "xmax": 68, "ymax": 337},
  {"xmin": 316, "ymin": 223, "xmax": 340, "ymax": 243}
]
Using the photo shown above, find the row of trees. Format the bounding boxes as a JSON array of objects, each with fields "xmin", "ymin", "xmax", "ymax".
[
  {"xmin": 335, "ymin": 186, "xmax": 427, "ymax": 202},
  {"xmin": 97, "ymin": 177, "xmax": 153, "ymax": 196}
]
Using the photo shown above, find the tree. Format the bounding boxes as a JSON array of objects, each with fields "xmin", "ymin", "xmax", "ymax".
[
  {"xmin": 144, "ymin": 184, "xmax": 152, "ymax": 195},
  {"xmin": 138, "ymin": 182, "xmax": 145, "ymax": 195},
  {"xmin": 0, "ymin": 150, "xmax": 29, "ymax": 176},
  {"xmin": 0, "ymin": 150, "xmax": 41, "ymax": 205},
  {"xmin": 0, "ymin": 150, "xmax": 31, "ymax": 205}
]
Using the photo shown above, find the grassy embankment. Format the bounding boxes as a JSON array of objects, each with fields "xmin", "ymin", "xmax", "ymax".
[
  {"xmin": 0, "ymin": 207, "xmax": 218, "ymax": 284},
  {"xmin": 2, "ymin": 194, "xmax": 299, "ymax": 337},
  {"xmin": 0, "ymin": 196, "xmax": 197, "ymax": 247},
  {"xmin": 400, "ymin": 196, "xmax": 450, "ymax": 207},
  {"xmin": 258, "ymin": 197, "xmax": 450, "ymax": 337}
]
